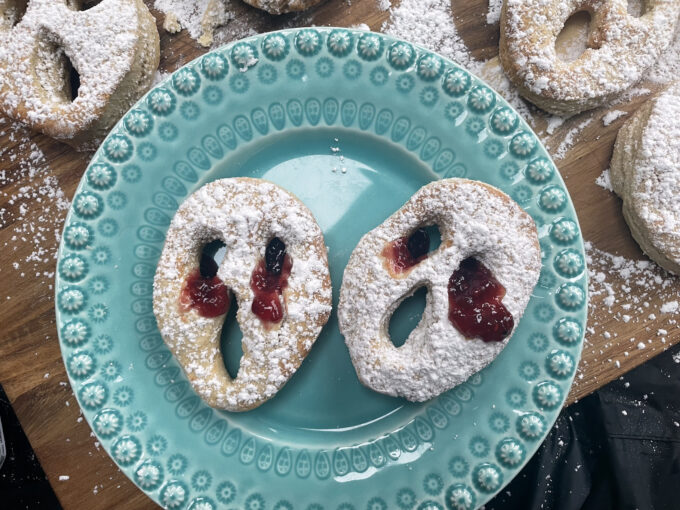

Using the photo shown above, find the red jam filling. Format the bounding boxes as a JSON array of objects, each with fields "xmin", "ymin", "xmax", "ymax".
[
  {"xmin": 250, "ymin": 238, "xmax": 292, "ymax": 324},
  {"xmin": 447, "ymin": 257, "xmax": 514, "ymax": 343},
  {"xmin": 382, "ymin": 228, "xmax": 430, "ymax": 274},
  {"xmin": 180, "ymin": 253, "xmax": 230, "ymax": 318}
]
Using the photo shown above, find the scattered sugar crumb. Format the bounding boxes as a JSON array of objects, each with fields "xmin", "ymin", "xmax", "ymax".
[
  {"xmin": 661, "ymin": 301, "xmax": 678, "ymax": 314},
  {"xmin": 552, "ymin": 118, "xmax": 593, "ymax": 160},
  {"xmin": 486, "ymin": 0, "xmax": 503, "ymax": 25},
  {"xmin": 58, "ymin": 475, "xmax": 70, "ymax": 481},
  {"xmin": 602, "ymin": 110, "xmax": 627, "ymax": 126}
]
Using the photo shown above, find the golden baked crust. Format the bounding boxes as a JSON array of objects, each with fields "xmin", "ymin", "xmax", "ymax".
[
  {"xmin": 0, "ymin": 0, "xmax": 160, "ymax": 150},
  {"xmin": 153, "ymin": 178, "xmax": 332, "ymax": 411}
]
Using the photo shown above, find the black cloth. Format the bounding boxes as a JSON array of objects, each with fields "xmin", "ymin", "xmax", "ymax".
[
  {"xmin": 488, "ymin": 343, "xmax": 680, "ymax": 510},
  {"xmin": 0, "ymin": 385, "xmax": 60, "ymax": 508}
]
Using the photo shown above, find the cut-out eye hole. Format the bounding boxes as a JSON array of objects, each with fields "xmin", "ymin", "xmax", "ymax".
[
  {"xmin": 383, "ymin": 225, "xmax": 441, "ymax": 274},
  {"xmin": 265, "ymin": 237, "xmax": 286, "ymax": 275},
  {"xmin": 627, "ymin": 0, "xmax": 646, "ymax": 17},
  {"xmin": 220, "ymin": 297, "xmax": 243, "ymax": 379},
  {"xmin": 66, "ymin": 59, "xmax": 80, "ymax": 102},
  {"xmin": 200, "ymin": 239, "xmax": 226, "ymax": 278},
  {"xmin": 1, "ymin": 0, "xmax": 28, "ymax": 29},
  {"xmin": 555, "ymin": 10, "xmax": 592, "ymax": 63},
  {"xmin": 407, "ymin": 224, "xmax": 441, "ymax": 259},
  {"xmin": 388, "ymin": 287, "xmax": 428, "ymax": 348}
]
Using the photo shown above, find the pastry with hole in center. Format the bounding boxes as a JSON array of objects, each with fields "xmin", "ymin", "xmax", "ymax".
[
  {"xmin": 610, "ymin": 81, "xmax": 680, "ymax": 274},
  {"xmin": 0, "ymin": 0, "xmax": 159, "ymax": 150},
  {"xmin": 153, "ymin": 178, "xmax": 332, "ymax": 411},
  {"xmin": 499, "ymin": 0, "xmax": 680, "ymax": 115},
  {"xmin": 338, "ymin": 178, "xmax": 541, "ymax": 402}
]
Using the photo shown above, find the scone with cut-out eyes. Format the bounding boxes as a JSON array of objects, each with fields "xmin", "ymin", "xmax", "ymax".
[
  {"xmin": 153, "ymin": 178, "xmax": 332, "ymax": 411},
  {"xmin": 338, "ymin": 178, "xmax": 541, "ymax": 402}
]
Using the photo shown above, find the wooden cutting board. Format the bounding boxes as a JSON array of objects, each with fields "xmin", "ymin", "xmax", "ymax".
[{"xmin": 0, "ymin": 1, "xmax": 677, "ymax": 508}]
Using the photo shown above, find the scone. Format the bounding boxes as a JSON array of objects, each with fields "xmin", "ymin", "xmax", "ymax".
[
  {"xmin": 0, "ymin": 0, "xmax": 160, "ymax": 150},
  {"xmin": 153, "ymin": 178, "xmax": 332, "ymax": 411},
  {"xmin": 610, "ymin": 81, "xmax": 680, "ymax": 274},
  {"xmin": 499, "ymin": 0, "xmax": 680, "ymax": 115},
  {"xmin": 338, "ymin": 179, "xmax": 541, "ymax": 402}
]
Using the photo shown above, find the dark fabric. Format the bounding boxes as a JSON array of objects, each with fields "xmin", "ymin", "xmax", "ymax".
[
  {"xmin": 488, "ymin": 343, "xmax": 680, "ymax": 510},
  {"xmin": 0, "ymin": 385, "xmax": 61, "ymax": 508}
]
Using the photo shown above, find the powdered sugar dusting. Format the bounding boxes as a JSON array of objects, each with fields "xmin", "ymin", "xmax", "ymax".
[
  {"xmin": 339, "ymin": 179, "xmax": 540, "ymax": 402},
  {"xmin": 155, "ymin": 0, "xmax": 232, "ymax": 46},
  {"xmin": 500, "ymin": 0, "xmax": 680, "ymax": 115},
  {"xmin": 0, "ymin": 0, "xmax": 158, "ymax": 149},
  {"xmin": 610, "ymin": 81, "xmax": 680, "ymax": 273},
  {"xmin": 595, "ymin": 169, "xmax": 613, "ymax": 192},
  {"xmin": 574, "ymin": 242, "xmax": 679, "ymax": 389},
  {"xmin": 602, "ymin": 110, "xmax": 627, "ymax": 126},
  {"xmin": 383, "ymin": 0, "xmax": 477, "ymax": 71},
  {"xmin": 552, "ymin": 118, "xmax": 593, "ymax": 161},
  {"xmin": 153, "ymin": 178, "xmax": 332, "ymax": 411},
  {"xmin": 486, "ymin": 0, "xmax": 503, "ymax": 25},
  {"xmin": 0, "ymin": 122, "xmax": 70, "ymax": 294}
]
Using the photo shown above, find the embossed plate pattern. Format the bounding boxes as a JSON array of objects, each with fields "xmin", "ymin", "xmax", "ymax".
[{"xmin": 55, "ymin": 28, "xmax": 587, "ymax": 510}]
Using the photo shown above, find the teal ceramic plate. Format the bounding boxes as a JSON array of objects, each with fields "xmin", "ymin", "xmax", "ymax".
[{"xmin": 55, "ymin": 28, "xmax": 588, "ymax": 510}]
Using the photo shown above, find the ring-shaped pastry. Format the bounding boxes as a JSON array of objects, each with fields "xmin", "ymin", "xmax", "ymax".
[{"xmin": 500, "ymin": 0, "xmax": 680, "ymax": 115}]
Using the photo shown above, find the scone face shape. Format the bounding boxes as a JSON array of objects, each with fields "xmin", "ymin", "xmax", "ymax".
[
  {"xmin": 338, "ymin": 178, "xmax": 541, "ymax": 402},
  {"xmin": 610, "ymin": 81, "xmax": 680, "ymax": 274},
  {"xmin": 499, "ymin": 0, "xmax": 680, "ymax": 115},
  {"xmin": 0, "ymin": 0, "xmax": 160, "ymax": 150},
  {"xmin": 153, "ymin": 178, "xmax": 332, "ymax": 411}
]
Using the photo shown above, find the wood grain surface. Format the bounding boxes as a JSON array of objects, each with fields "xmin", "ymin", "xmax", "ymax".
[{"xmin": 0, "ymin": 1, "xmax": 678, "ymax": 508}]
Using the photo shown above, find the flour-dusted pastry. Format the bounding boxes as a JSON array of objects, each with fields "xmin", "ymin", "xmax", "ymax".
[
  {"xmin": 241, "ymin": 0, "xmax": 324, "ymax": 15},
  {"xmin": 499, "ymin": 0, "xmax": 680, "ymax": 116},
  {"xmin": 0, "ymin": 0, "xmax": 159, "ymax": 150},
  {"xmin": 153, "ymin": 178, "xmax": 332, "ymax": 411},
  {"xmin": 610, "ymin": 81, "xmax": 680, "ymax": 274},
  {"xmin": 338, "ymin": 179, "xmax": 541, "ymax": 402}
]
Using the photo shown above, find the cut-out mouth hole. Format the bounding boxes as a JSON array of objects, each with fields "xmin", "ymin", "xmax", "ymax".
[
  {"xmin": 388, "ymin": 286, "xmax": 428, "ymax": 348},
  {"xmin": 555, "ymin": 10, "xmax": 592, "ymax": 63},
  {"xmin": 199, "ymin": 239, "xmax": 242, "ymax": 379},
  {"xmin": 1, "ymin": 0, "xmax": 28, "ymax": 29},
  {"xmin": 627, "ymin": 0, "xmax": 646, "ymax": 17},
  {"xmin": 220, "ymin": 296, "xmax": 243, "ymax": 379},
  {"xmin": 447, "ymin": 257, "xmax": 514, "ymax": 343}
]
